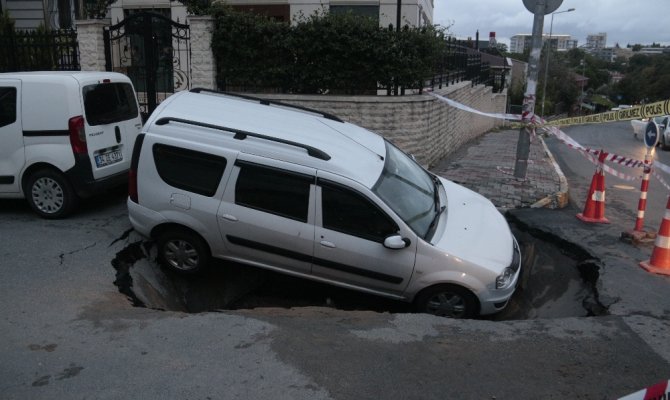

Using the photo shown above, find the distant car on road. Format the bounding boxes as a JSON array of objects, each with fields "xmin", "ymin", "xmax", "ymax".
[{"xmin": 632, "ymin": 116, "xmax": 670, "ymax": 149}]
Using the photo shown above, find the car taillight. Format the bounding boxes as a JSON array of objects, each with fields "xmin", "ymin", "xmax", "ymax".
[
  {"xmin": 128, "ymin": 134, "xmax": 144, "ymax": 204},
  {"xmin": 68, "ymin": 116, "xmax": 87, "ymax": 154},
  {"xmin": 128, "ymin": 168, "xmax": 138, "ymax": 203}
]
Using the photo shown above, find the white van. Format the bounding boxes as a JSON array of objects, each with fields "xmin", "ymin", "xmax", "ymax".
[
  {"xmin": 0, "ymin": 72, "xmax": 142, "ymax": 218},
  {"xmin": 128, "ymin": 89, "xmax": 521, "ymax": 319}
]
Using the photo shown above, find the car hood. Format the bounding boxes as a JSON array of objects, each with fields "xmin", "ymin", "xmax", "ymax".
[{"xmin": 433, "ymin": 177, "xmax": 514, "ymax": 273}]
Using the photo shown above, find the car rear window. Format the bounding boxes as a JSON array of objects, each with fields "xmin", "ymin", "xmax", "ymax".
[
  {"xmin": 83, "ymin": 82, "xmax": 139, "ymax": 126},
  {"xmin": 235, "ymin": 162, "xmax": 312, "ymax": 222},
  {"xmin": 0, "ymin": 87, "xmax": 17, "ymax": 128},
  {"xmin": 153, "ymin": 144, "xmax": 227, "ymax": 197}
]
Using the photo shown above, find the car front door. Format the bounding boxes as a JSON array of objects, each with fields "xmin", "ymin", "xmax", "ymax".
[
  {"xmin": 312, "ymin": 171, "xmax": 417, "ymax": 296},
  {"xmin": 217, "ymin": 155, "xmax": 316, "ymax": 274},
  {"xmin": 0, "ymin": 80, "xmax": 24, "ymax": 194}
]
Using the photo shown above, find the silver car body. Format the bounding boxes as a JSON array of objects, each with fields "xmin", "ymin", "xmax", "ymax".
[{"xmin": 128, "ymin": 90, "xmax": 520, "ymax": 315}]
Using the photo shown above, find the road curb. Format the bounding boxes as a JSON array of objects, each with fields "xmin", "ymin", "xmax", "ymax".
[{"xmin": 531, "ymin": 134, "xmax": 569, "ymax": 209}]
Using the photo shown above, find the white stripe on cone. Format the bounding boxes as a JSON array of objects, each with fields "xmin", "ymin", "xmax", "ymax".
[{"xmin": 592, "ymin": 191, "xmax": 606, "ymax": 202}]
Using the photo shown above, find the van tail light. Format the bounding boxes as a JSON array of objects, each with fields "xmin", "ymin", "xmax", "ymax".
[{"xmin": 68, "ymin": 116, "xmax": 87, "ymax": 154}]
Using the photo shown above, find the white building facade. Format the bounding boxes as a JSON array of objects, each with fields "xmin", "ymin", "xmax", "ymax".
[
  {"xmin": 510, "ymin": 33, "xmax": 577, "ymax": 54},
  {"xmin": 586, "ymin": 32, "xmax": 607, "ymax": 49}
]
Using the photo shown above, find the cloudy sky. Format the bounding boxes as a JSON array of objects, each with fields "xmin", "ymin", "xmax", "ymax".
[{"xmin": 434, "ymin": 0, "xmax": 670, "ymax": 48}]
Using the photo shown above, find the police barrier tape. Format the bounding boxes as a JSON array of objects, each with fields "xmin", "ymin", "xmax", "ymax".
[
  {"xmin": 548, "ymin": 99, "xmax": 670, "ymax": 127},
  {"xmin": 618, "ymin": 379, "xmax": 670, "ymax": 400},
  {"xmin": 428, "ymin": 93, "xmax": 670, "ymax": 187}
]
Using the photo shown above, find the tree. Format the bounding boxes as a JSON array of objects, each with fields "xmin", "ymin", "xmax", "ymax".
[{"xmin": 615, "ymin": 53, "xmax": 670, "ymax": 104}]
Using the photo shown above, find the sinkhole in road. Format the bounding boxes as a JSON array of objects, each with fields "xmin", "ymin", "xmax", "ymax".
[{"xmin": 111, "ymin": 219, "xmax": 607, "ymax": 320}]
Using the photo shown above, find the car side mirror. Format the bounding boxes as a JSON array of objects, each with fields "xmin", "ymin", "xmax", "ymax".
[{"xmin": 383, "ymin": 235, "xmax": 410, "ymax": 249}]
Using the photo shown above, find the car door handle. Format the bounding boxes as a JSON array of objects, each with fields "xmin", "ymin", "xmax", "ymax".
[
  {"xmin": 320, "ymin": 240, "xmax": 336, "ymax": 248},
  {"xmin": 220, "ymin": 214, "xmax": 238, "ymax": 222}
]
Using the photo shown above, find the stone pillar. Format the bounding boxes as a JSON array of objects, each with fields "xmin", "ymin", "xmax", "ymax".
[
  {"xmin": 188, "ymin": 16, "xmax": 217, "ymax": 90},
  {"xmin": 75, "ymin": 19, "xmax": 110, "ymax": 72}
]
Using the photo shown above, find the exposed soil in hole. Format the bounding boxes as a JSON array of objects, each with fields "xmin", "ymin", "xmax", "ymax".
[{"xmin": 111, "ymin": 220, "xmax": 607, "ymax": 319}]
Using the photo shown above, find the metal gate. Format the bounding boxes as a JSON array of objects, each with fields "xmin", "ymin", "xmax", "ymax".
[{"xmin": 104, "ymin": 12, "xmax": 191, "ymax": 117}]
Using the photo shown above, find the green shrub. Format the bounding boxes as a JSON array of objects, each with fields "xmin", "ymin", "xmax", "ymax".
[{"xmin": 210, "ymin": 5, "xmax": 445, "ymax": 94}]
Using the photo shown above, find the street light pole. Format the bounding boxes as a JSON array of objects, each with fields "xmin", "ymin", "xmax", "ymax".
[{"xmin": 540, "ymin": 7, "xmax": 575, "ymax": 117}]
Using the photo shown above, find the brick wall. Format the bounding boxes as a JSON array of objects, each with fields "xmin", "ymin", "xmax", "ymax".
[{"xmin": 255, "ymin": 82, "xmax": 507, "ymax": 167}]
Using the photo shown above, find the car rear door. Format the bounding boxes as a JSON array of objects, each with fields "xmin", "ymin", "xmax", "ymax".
[
  {"xmin": 217, "ymin": 155, "xmax": 316, "ymax": 275},
  {"xmin": 79, "ymin": 77, "xmax": 142, "ymax": 180},
  {"xmin": 0, "ymin": 79, "xmax": 24, "ymax": 194}
]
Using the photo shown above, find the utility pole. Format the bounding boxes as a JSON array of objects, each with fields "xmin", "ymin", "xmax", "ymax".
[{"xmin": 514, "ymin": 0, "xmax": 563, "ymax": 179}]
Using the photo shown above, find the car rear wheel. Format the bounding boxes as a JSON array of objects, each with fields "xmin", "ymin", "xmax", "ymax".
[
  {"xmin": 414, "ymin": 284, "xmax": 478, "ymax": 319},
  {"xmin": 156, "ymin": 229, "xmax": 210, "ymax": 274},
  {"xmin": 26, "ymin": 169, "xmax": 77, "ymax": 219}
]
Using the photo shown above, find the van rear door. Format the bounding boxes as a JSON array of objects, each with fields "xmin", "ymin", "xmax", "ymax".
[
  {"xmin": 80, "ymin": 78, "xmax": 142, "ymax": 180},
  {"xmin": 0, "ymin": 79, "xmax": 24, "ymax": 194}
]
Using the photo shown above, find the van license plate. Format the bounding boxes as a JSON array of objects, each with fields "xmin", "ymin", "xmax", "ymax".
[{"xmin": 95, "ymin": 150, "xmax": 123, "ymax": 167}]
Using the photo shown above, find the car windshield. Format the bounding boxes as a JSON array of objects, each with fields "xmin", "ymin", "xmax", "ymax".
[{"xmin": 372, "ymin": 141, "xmax": 439, "ymax": 238}]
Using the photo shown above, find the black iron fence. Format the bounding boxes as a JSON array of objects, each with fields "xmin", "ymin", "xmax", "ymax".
[
  {"xmin": 0, "ymin": 29, "xmax": 80, "ymax": 72},
  {"xmin": 425, "ymin": 38, "xmax": 501, "ymax": 93}
]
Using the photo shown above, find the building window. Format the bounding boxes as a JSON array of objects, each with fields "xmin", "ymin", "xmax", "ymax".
[{"xmin": 329, "ymin": 5, "xmax": 379, "ymax": 21}]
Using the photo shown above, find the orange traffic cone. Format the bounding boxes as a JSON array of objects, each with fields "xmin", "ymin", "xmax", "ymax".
[
  {"xmin": 640, "ymin": 195, "xmax": 670, "ymax": 276},
  {"xmin": 577, "ymin": 152, "xmax": 610, "ymax": 223}
]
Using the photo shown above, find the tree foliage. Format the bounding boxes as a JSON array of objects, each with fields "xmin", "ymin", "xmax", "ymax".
[
  {"xmin": 210, "ymin": 5, "xmax": 445, "ymax": 94},
  {"xmin": 615, "ymin": 53, "xmax": 670, "ymax": 104}
]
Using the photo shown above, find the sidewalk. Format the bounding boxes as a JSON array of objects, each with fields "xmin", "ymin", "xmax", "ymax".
[{"xmin": 430, "ymin": 129, "xmax": 569, "ymax": 210}]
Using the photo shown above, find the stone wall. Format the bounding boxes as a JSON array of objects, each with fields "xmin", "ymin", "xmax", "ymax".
[
  {"xmin": 74, "ymin": 16, "xmax": 507, "ymax": 166},
  {"xmin": 255, "ymin": 83, "xmax": 507, "ymax": 167},
  {"xmin": 188, "ymin": 16, "xmax": 217, "ymax": 89},
  {"xmin": 74, "ymin": 19, "xmax": 108, "ymax": 71}
]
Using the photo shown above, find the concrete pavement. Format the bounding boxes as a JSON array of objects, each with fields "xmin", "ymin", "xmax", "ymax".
[{"xmin": 431, "ymin": 128, "xmax": 569, "ymax": 210}]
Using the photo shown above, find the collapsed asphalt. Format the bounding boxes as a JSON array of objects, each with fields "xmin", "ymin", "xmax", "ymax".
[{"xmin": 111, "ymin": 218, "xmax": 605, "ymax": 320}]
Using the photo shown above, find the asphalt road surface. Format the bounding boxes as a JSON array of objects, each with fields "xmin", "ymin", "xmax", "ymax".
[
  {"xmin": 2, "ymin": 135, "xmax": 670, "ymax": 399},
  {"xmin": 547, "ymin": 120, "xmax": 670, "ymax": 232}
]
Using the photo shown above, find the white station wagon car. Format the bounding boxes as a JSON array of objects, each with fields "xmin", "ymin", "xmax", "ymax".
[{"xmin": 127, "ymin": 89, "xmax": 521, "ymax": 318}]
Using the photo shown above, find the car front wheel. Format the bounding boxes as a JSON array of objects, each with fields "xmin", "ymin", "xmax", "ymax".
[
  {"xmin": 414, "ymin": 284, "xmax": 479, "ymax": 319},
  {"xmin": 156, "ymin": 229, "xmax": 210, "ymax": 274}
]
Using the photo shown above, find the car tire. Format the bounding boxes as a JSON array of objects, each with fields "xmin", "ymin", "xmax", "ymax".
[
  {"xmin": 662, "ymin": 134, "xmax": 669, "ymax": 150},
  {"xmin": 414, "ymin": 284, "xmax": 479, "ymax": 319},
  {"xmin": 156, "ymin": 229, "xmax": 211, "ymax": 274},
  {"xmin": 25, "ymin": 169, "xmax": 78, "ymax": 219}
]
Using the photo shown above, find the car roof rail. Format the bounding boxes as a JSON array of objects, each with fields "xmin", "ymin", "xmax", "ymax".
[
  {"xmin": 189, "ymin": 88, "xmax": 344, "ymax": 123},
  {"xmin": 154, "ymin": 117, "xmax": 331, "ymax": 161}
]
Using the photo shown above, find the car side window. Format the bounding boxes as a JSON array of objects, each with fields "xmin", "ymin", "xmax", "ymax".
[
  {"xmin": 153, "ymin": 144, "xmax": 227, "ymax": 197},
  {"xmin": 0, "ymin": 87, "xmax": 17, "ymax": 128},
  {"xmin": 235, "ymin": 162, "xmax": 313, "ymax": 222},
  {"xmin": 321, "ymin": 181, "xmax": 398, "ymax": 242}
]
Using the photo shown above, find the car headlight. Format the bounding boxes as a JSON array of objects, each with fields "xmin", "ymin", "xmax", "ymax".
[{"xmin": 496, "ymin": 267, "xmax": 515, "ymax": 289}]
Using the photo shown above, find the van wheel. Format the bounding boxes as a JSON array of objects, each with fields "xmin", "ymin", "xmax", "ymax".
[
  {"xmin": 26, "ymin": 169, "xmax": 77, "ymax": 219},
  {"xmin": 156, "ymin": 230, "xmax": 210, "ymax": 274},
  {"xmin": 414, "ymin": 284, "xmax": 478, "ymax": 319}
]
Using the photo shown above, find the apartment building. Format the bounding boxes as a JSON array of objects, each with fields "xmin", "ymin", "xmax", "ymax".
[
  {"xmin": 510, "ymin": 33, "xmax": 577, "ymax": 53},
  {"xmin": 2, "ymin": 0, "xmax": 433, "ymax": 30},
  {"xmin": 586, "ymin": 32, "xmax": 607, "ymax": 49}
]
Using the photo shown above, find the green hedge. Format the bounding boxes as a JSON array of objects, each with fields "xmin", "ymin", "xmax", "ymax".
[{"xmin": 210, "ymin": 6, "xmax": 445, "ymax": 94}]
